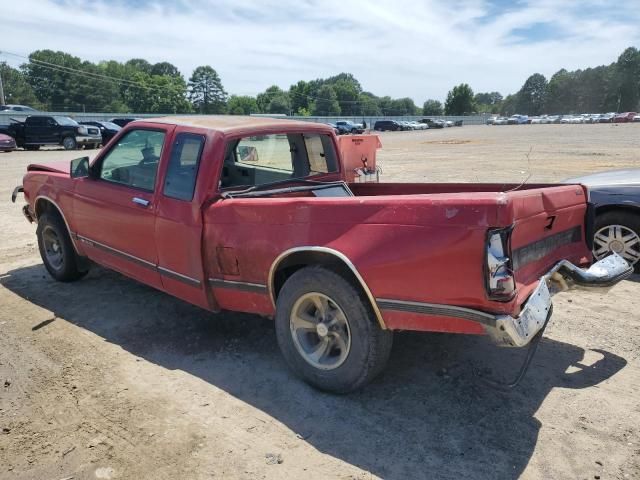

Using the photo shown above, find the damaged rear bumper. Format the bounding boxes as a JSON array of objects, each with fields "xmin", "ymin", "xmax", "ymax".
[
  {"xmin": 487, "ymin": 253, "xmax": 633, "ymax": 347},
  {"xmin": 11, "ymin": 186, "xmax": 34, "ymax": 223}
]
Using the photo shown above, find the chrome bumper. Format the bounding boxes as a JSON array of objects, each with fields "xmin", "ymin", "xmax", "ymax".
[
  {"xmin": 75, "ymin": 135, "xmax": 101, "ymax": 144},
  {"xmin": 487, "ymin": 253, "xmax": 633, "ymax": 347}
]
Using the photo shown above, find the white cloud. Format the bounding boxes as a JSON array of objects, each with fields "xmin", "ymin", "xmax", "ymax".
[{"xmin": 2, "ymin": 0, "xmax": 639, "ymax": 103}]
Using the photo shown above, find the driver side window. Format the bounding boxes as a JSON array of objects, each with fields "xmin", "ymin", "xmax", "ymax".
[{"xmin": 100, "ymin": 129, "xmax": 165, "ymax": 191}]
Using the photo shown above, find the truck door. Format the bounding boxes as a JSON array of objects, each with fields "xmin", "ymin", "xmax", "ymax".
[
  {"xmin": 24, "ymin": 117, "xmax": 46, "ymax": 144},
  {"xmin": 154, "ymin": 129, "xmax": 210, "ymax": 309},
  {"xmin": 72, "ymin": 126, "xmax": 174, "ymax": 289}
]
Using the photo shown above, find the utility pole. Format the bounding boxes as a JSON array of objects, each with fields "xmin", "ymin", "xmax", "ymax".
[
  {"xmin": 0, "ymin": 70, "xmax": 5, "ymax": 106},
  {"xmin": 0, "ymin": 49, "xmax": 4, "ymax": 105}
]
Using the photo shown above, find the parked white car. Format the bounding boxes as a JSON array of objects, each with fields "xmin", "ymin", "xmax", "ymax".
[
  {"xmin": 508, "ymin": 114, "xmax": 529, "ymax": 125},
  {"xmin": 408, "ymin": 121, "xmax": 428, "ymax": 130}
]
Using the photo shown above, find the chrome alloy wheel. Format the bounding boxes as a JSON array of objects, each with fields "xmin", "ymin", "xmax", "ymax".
[
  {"xmin": 42, "ymin": 226, "xmax": 64, "ymax": 271},
  {"xmin": 593, "ymin": 224, "xmax": 640, "ymax": 266},
  {"xmin": 290, "ymin": 292, "xmax": 351, "ymax": 370}
]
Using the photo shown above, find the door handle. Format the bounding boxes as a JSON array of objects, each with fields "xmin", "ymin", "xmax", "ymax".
[{"xmin": 132, "ymin": 197, "xmax": 150, "ymax": 207}]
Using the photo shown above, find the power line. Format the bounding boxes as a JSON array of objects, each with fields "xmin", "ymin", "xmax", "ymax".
[
  {"xmin": 0, "ymin": 50, "xmax": 187, "ymax": 95},
  {"xmin": 1, "ymin": 50, "xmax": 371, "ymax": 107}
]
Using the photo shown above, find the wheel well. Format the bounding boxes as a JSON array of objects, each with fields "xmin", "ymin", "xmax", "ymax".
[
  {"xmin": 271, "ymin": 250, "xmax": 385, "ymax": 328},
  {"xmin": 35, "ymin": 198, "xmax": 63, "ymax": 220},
  {"xmin": 595, "ymin": 204, "xmax": 640, "ymax": 218}
]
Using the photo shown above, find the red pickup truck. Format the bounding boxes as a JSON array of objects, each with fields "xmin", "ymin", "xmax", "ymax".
[{"xmin": 12, "ymin": 116, "xmax": 632, "ymax": 393}]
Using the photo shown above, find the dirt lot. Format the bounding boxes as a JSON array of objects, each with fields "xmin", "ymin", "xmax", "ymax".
[{"xmin": 1, "ymin": 124, "xmax": 639, "ymax": 480}]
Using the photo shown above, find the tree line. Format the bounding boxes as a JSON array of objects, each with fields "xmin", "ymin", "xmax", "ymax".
[
  {"xmin": 444, "ymin": 46, "xmax": 640, "ymax": 116},
  {"xmin": 1, "ymin": 47, "xmax": 638, "ymax": 116}
]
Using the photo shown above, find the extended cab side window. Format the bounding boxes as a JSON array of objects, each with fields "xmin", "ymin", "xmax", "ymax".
[
  {"xmin": 220, "ymin": 133, "xmax": 337, "ymax": 189},
  {"xmin": 99, "ymin": 129, "xmax": 165, "ymax": 191},
  {"xmin": 163, "ymin": 133, "xmax": 205, "ymax": 201}
]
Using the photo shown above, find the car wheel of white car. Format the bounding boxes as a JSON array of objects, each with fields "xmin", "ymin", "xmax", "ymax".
[
  {"xmin": 593, "ymin": 211, "xmax": 640, "ymax": 272},
  {"xmin": 275, "ymin": 266, "xmax": 393, "ymax": 393}
]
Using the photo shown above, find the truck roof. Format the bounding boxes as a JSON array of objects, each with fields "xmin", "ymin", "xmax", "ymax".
[{"xmin": 138, "ymin": 115, "xmax": 333, "ymax": 135}]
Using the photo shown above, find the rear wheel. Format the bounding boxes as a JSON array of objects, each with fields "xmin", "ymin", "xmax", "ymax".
[
  {"xmin": 37, "ymin": 213, "xmax": 88, "ymax": 281},
  {"xmin": 275, "ymin": 266, "xmax": 393, "ymax": 393},
  {"xmin": 593, "ymin": 211, "xmax": 640, "ymax": 272},
  {"xmin": 62, "ymin": 136, "xmax": 77, "ymax": 150}
]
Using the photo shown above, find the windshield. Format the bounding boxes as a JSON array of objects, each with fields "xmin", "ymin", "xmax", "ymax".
[
  {"xmin": 101, "ymin": 122, "xmax": 122, "ymax": 130},
  {"xmin": 54, "ymin": 116, "xmax": 79, "ymax": 126}
]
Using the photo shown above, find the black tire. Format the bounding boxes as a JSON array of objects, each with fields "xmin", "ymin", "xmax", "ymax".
[
  {"xmin": 37, "ymin": 212, "xmax": 88, "ymax": 281},
  {"xmin": 25, "ymin": 145, "xmax": 40, "ymax": 151},
  {"xmin": 275, "ymin": 266, "xmax": 393, "ymax": 393},
  {"xmin": 62, "ymin": 136, "xmax": 77, "ymax": 150},
  {"xmin": 594, "ymin": 211, "xmax": 640, "ymax": 272}
]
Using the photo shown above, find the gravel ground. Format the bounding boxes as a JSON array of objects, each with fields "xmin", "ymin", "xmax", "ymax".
[{"xmin": 0, "ymin": 123, "xmax": 639, "ymax": 480}]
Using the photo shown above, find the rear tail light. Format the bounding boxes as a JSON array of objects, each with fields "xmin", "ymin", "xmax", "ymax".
[{"xmin": 486, "ymin": 228, "xmax": 516, "ymax": 300}]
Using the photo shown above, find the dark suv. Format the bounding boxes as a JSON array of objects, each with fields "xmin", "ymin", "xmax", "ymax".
[
  {"xmin": 8, "ymin": 115, "xmax": 102, "ymax": 150},
  {"xmin": 373, "ymin": 120, "xmax": 401, "ymax": 131}
]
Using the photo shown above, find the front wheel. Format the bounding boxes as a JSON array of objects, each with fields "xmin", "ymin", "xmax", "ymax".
[
  {"xmin": 37, "ymin": 213, "xmax": 88, "ymax": 281},
  {"xmin": 62, "ymin": 136, "xmax": 77, "ymax": 150},
  {"xmin": 593, "ymin": 211, "xmax": 640, "ymax": 272},
  {"xmin": 275, "ymin": 267, "xmax": 393, "ymax": 393}
]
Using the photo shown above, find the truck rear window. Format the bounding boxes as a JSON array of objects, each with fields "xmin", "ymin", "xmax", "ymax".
[
  {"xmin": 221, "ymin": 133, "xmax": 337, "ymax": 190},
  {"xmin": 163, "ymin": 133, "xmax": 205, "ymax": 201}
]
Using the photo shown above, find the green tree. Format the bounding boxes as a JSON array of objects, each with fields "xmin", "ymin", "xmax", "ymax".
[
  {"xmin": 0, "ymin": 62, "xmax": 40, "ymax": 107},
  {"xmin": 151, "ymin": 62, "xmax": 181, "ymax": 78},
  {"xmin": 289, "ymin": 80, "xmax": 311, "ymax": 113},
  {"xmin": 445, "ymin": 83, "xmax": 476, "ymax": 115},
  {"xmin": 147, "ymin": 75, "xmax": 191, "ymax": 113},
  {"xmin": 422, "ymin": 99, "xmax": 443, "ymax": 115},
  {"xmin": 266, "ymin": 94, "xmax": 290, "ymax": 114},
  {"xmin": 359, "ymin": 92, "xmax": 381, "ymax": 115},
  {"xmin": 546, "ymin": 69, "xmax": 577, "ymax": 113},
  {"xmin": 516, "ymin": 73, "xmax": 548, "ymax": 115},
  {"xmin": 22, "ymin": 50, "xmax": 120, "ymax": 111},
  {"xmin": 227, "ymin": 95, "xmax": 259, "ymax": 115},
  {"xmin": 188, "ymin": 66, "xmax": 227, "ymax": 114},
  {"xmin": 126, "ymin": 58, "xmax": 153, "ymax": 74},
  {"xmin": 256, "ymin": 85, "xmax": 290, "ymax": 114},
  {"xmin": 390, "ymin": 97, "xmax": 419, "ymax": 115},
  {"xmin": 312, "ymin": 85, "xmax": 341, "ymax": 116},
  {"xmin": 330, "ymin": 75, "xmax": 362, "ymax": 115},
  {"xmin": 474, "ymin": 91, "xmax": 503, "ymax": 113},
  {"xmin": 614, "ymin": 47, "xmax": 640, "ymax": 111},
  {"xmin": 500, "ymin": 94, "xmax": 518, "ymax": 116},
  {"xmin": 376, "ymin": 96, "xmax": 394, "ymax": 115}
]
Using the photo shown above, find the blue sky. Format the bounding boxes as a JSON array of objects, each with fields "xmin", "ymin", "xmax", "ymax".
[{"xmin": 2, "ymin": 0, "xmax": 640, "ymax": 103}]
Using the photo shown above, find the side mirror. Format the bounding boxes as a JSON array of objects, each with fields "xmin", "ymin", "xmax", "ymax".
[
  {"xmin": 237, "ymin": 145, "xmax": 259, "ymax": 162},
  {"xmin": 70, "ymin": 156, "xmax": 90, "ymax": 178}
]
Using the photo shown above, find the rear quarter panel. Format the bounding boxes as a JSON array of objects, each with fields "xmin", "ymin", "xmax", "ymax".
[{"xmin": 204, "ymin": 195, "xmax": 502, "ymax": 318}]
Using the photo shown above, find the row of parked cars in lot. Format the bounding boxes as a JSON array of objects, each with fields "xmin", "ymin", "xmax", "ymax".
[
  {"xmin": 488, "ymin": 112, "xmax": 640, "ymax": 125},
  {"xmin": 0, "ymin": 114, "xmax": 141, "ymax": 152},
  {"xmin": 372, "ymin": 118, "xmax": 463, "ymax": 131},
  {"xmin": 326, "ymin": 118, "xmax": 465, "ymax": 134}
]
